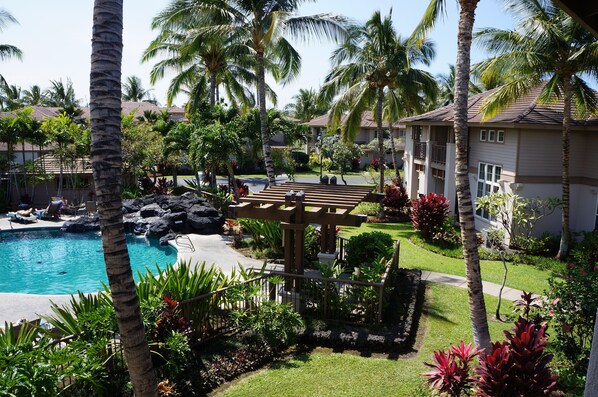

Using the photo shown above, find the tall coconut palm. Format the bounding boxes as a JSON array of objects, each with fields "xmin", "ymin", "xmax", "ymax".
[
  {"xmin": 153, "ymin": 0, "xmax": 347, "ymax": 186},
  {"xmin": 284, "ymin": 88, "xmax": 330, "ymax": 122},
  {"xmin": 90, "ymin": 0, "xmax": 157, "ymax": 395},
  {"xmin": 323, "ymin": 10, "xmax": 436, "ymax": 192},
  {"xmin": 143, "ymin": 17, "xmax": 264, "ymax": 111},
  {"xmin": 122, "ymin": 75, "xmax": 152, "ymax": 102},
  {"xmin": 0, "ymin": 83, "xmax": 22, "ymax": 110},
  {"xmin": 22, "ymin": 85, "xmax": 44, "ymax": 106},
  {"xmin": 475, "ymin": 0, "xmax": 598, "ymax": 260},
  {"xmin": 44, "ymin": 79, "xmax": 80, "ymax": 108},
  {"xmin": 415, "ymin": 0, "xmax": 492, "ymax": 350},
  {"xmin": 0, "ymin": 9, "xmax": 22, "ymax": 86}
]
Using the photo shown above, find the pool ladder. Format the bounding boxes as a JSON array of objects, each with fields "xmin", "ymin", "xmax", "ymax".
[{"xmin": 175, "ymin": 234, "xmax": 195, "ymax": 252}]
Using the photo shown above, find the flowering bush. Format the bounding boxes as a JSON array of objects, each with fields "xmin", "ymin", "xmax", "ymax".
[
  {"xmin": 411, "ymin": 193, "xmax": 449, "ymax": 240},
  {"xmin": 422, "ymin": 341, "xmax": 479, "ymax": 396},
  {"xmin": 544, "ymin": 264, "xmax": 598, "ymax": 378},
  {"xmin": 370, "ymin": 158, "xmax": 379, "ymax": 171}
]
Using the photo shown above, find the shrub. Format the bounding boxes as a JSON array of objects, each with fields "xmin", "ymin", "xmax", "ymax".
[
  {"xmin": 231, "ymin": 301, "xmax": 304, "ymax": 348},
  {"xmin": 291, "ymin": 151, "xmax": 310, "ymax": 171},
  {"xmin": 353, "ymin": 202, "xmax": 383, "ymax": 216},
  {"xmin": 345, "ymin": 231, "xmax": 394, "ymax": 267},
  {"xmin": 571, "ymin": 230, "xmax": 598, "ymax": 272},
  {"xmin": 475, "ymin": 318, "xmax": 557, "ymax": 397},
  {"xmin": 511, "ymin": 233, "xmax": 560, "ymax": 257},
  {"xmin": 422, "ymin": 318, "xmax": 558, "ymax": 397},
  {"xmin": 308, "ymin": 152, "xmax": 320, "ymax": 168},
  {"xmin": 370, "ymin": 158, "xmax": 380, "ymax": 171},
  {"xmin": 411, "ymin": 193, "xmax": 449, "ymax": 240},
  {"xmin": 544, "ymin": 264, "xmax": 598, "ymax": 379},
  {"xmin": 238, "ymin": 218, "xmax": 283, "ymax": 254},
  {"xmin": 382, "ymin": 178, "xmax": 410, "ymax": 215}
]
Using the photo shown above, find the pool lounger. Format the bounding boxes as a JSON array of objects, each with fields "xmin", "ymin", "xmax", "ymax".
[{"xmin": 7, "ymin": 212, "xmax": 38, "ymax": 224}]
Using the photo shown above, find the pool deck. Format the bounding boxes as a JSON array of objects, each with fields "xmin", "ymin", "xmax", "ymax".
[{"xmin": 0, "ymin": 216, "xmax": 264, "ymax": 325}]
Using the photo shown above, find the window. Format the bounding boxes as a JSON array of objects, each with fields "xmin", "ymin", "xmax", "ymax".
[
  {"xmin": 412, "ymin": 126, "xmax": 422, "ymax": 141},
  {"xmin": 497, "ymin": 130, "xmax": 505, "ymax": 143},
  {"xmin": 476, "ymin": 162, "xmax": 502, "ymax": 220},
  {"xmin": 488, "ymin": 130, "xmax": 496, "ymax": 142},
  {"xmin": 398, "ymin": 129, "xmax": 406, "ymax": 138},
  {"xmin": 480, "ymin": 129, "xmax": 487, "ymax": 141}
]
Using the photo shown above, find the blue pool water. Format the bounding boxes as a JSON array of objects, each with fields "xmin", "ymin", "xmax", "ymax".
[{"xmin": 0, "ymin": 230, "xmax": 178, "ymax": 295}]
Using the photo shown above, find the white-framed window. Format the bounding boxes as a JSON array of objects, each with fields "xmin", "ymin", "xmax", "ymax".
[
  {"xmin": 497, "ymin": 130, "xmax": 505, "ymax": 143},
  {"xmin": 488, "ymin": 130, "xmax": 496, "ymax": 142},
  {"xmin": 476, "ymin": 162, "xmax": 502, "ymax": 220},
  {"xmin": 480, "ymin": 129, "xmax": 487, "ymax": 141}
]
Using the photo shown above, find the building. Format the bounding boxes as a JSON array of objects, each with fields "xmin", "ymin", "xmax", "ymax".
[
  {"xmin": 306, "ymin": 111, "xmax": 406, "ymax": 169},
  {"xmin": 401, "ymin": 84, "xmax": 598, "ymax": 236}
]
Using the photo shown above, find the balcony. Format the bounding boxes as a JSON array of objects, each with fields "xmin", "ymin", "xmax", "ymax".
[
  {"xmin": 414, "ymin": 142, "xmax": 426, "ymax": 161},
  {"xmin": 431, "ymin": 144, "xmax": 447, "ymax": 165}
]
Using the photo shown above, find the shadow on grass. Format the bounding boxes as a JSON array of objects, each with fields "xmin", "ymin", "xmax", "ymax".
[{"xmin": 269, "ymin": 347, "xmax": 315, "ymax": 370}]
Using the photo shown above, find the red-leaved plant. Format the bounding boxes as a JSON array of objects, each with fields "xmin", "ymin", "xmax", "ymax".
[
  {"xmin": 475, "ymin": 317, "xmax": 558, "ymax": 396},
  {"xmin": 411, "ymin": 193, "xmax": 449, "ymax": 240},
  {"xmin": 382, "ymin": 178, "xmax": 410, "ymax": 216},
  {"xmin": 423, "ymin": 316, "xmax": 558, "ymax": 397},
  {"xmin": 422, "ymin": 341, "xmax": 479, "ymax": 396}
]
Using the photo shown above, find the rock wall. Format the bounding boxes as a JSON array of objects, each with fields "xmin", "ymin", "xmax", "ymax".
[{"xmin": 62, "ymin": 192, "xmax": 224, "ymax": 245}]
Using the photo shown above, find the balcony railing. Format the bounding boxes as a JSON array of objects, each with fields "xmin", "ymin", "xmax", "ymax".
[
  {"xmin": 414, "ymin": 142, "xmax": 426, "ymax": 161},
  {"xmin": 431, "ymin": 144, "xmax": 447, "ymax": 165}
]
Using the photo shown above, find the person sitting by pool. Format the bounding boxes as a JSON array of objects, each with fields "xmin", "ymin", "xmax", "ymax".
[{"xmin": 16, "ymin": 207, "xmax": 35, "ymax": 217}]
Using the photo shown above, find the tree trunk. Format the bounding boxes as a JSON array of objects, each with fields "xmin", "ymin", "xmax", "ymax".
[
  {"xmin": 376, "ymin": 87, "xmax": 385, "ymax": 192},
  {"xmin": 90, "ymin": 1, "xmax": 158, "ymax": 396},
  {"xmin": 389, "ymin": 131, "xmax": 399, "ymax": 178},
  {"xmin": 557, "ymin": 75, "xmax": 572, "ymax": 260},
  {"xmin": 257, "ymin": 51, "xmax": 276, "ymax": 186},
  {"xmin": 454, "ymin": 0, "xmax": 491, "ymax": 351},
  {"xmin": 227, "ymin": 162, "xmax": 240, "ymax": 202},
  {"xmin": 209, "ymin": 73, "xmax": 217, "ymax": 107}
]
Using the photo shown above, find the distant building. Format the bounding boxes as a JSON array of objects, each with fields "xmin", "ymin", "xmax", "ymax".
[{"xmin": 306, "ymin": 111, "xmax": 406, "ymax": 169}]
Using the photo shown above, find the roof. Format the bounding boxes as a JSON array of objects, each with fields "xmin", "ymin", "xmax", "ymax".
[
  {"xmin": 401, "ymin": 83, "xmax": 598, "ymax": 127},
  {"xmin": 555, "ymin": 0, "xmax": 598, "ymax": 38},
  {"xmin": 308, "ymin": 111, "xmax": 405, "ymax": 129},
  {"xmin": 0, "ymin": 102, "xmax": 187, "ymax": 122}
]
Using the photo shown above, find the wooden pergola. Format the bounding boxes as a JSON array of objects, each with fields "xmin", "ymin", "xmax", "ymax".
[{"xmin": 230, "ymin": 182, "xmax": 380, "ymax": 278}]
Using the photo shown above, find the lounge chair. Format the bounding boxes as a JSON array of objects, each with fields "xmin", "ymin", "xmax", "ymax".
[
  {"xmin": 36, "ymin": 200, "xmax": 63, "ymax": 220},
  {"xmin": 85, "ymin": 201, "xmax": 97, "ymax": 217},
  {"xmin": 7, "ymin": 211, "xmax": 38, "ymax": 224}
]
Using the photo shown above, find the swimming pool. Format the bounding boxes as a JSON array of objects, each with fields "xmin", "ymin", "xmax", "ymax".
[{"xmin": 0, "ymin": 230, "xmax": 178, "ymax": 295}]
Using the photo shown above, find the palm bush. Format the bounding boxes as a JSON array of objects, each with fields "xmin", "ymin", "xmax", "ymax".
[{"xmin": 345, "ymin": 231, "xmax": 394, "ymax": 267}]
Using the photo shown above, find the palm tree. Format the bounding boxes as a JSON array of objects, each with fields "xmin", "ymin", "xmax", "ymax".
[
  {"xmin": 22, "ymin": 85, "xmax": 45, "ymax": 105},
  {"xmin": 415, "ymin": 0, "xmax": 492, "ymax": 350},
  {"xmin": 284, "ymin": 88, "xmax": 330, "ymax": 122},
  {"xmin": 475, "ymin": 0, "xmax": 598, "ymax": 260},
  {"xmin": 122, "ymin": 75, "xmax": 152, "ymax": 102},
  {"xmin": 43, "ymin": 79, "xmax": 79, "ymax": 108},
  {"xmin": 0, "ymin": 9, "xmax": 22, "ymax": 86},
  {"xmin": 323, "ymin": 10, "xmax": 437, "ymax": 193},
  {"xmin": 90, "ymin": 1, "xmax": 157, "ymax": 395},
  {"xmin": 143, "ymin": 17, "xmax": 262, "ymax": 111},
  {"xmin": 0, "ymin": 83, "xmax": 22, "ymax": 110},
  {"xmin": 153, "ymin": 0, "xmax": 347, "ymax": 186}
]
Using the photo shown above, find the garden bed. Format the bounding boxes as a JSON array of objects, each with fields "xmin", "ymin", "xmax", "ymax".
[{"xmin": 299, "ymin": 269, "xmax": 422, "ymax": 353}]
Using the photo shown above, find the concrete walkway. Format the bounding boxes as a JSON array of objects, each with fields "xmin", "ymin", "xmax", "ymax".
[{"xmin": 0, "ymin": 221, "xmax": 527, "ymax": 325}]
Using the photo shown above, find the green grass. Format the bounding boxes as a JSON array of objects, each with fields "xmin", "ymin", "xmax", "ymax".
[
  {"xmin": 219, "ymin": 283, "xmax": 517, "ymax": 397},
  {"xmin": 340, "ymin": 223, "xmax": 551, "ymax": 295}
]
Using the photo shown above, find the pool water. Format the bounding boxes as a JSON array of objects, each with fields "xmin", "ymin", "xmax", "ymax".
[{"xmin": 0, "ymin": 230, "xmax": 178, "ymax": 295}]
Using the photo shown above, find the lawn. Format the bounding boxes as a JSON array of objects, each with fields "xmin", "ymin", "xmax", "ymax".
[
  {"xmin": 341, "ymin": 222, "xmax": 552, "ymax": 295},
  {"xmin": 218, "ymin": 283, "xmax": 518, "ymax": 397}
]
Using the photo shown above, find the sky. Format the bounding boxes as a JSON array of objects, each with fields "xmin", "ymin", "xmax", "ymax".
[{"xmin": 0, "ymin": 1, "xmax": 515, "ymax": 108}]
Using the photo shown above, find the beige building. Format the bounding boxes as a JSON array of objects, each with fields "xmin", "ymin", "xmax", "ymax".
[
  {"xmin": 307, "ymin": 111, "xmax": 406, "ymax": 169},
  {"xmin": 402, "ymin": 84, "xmax": 598, "ymax": 236}
]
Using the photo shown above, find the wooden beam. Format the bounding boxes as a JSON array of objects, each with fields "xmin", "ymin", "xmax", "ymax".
[
  {"xmin": 251, "ymin": 191, "xmax": 361, "ymax": 205},
  {"xmin": 233, "ymin": 206, "xmax": 295, "ymax": 221}
]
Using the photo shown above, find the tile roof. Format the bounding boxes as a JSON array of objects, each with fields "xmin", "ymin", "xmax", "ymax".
[
  {"xmin": 401, "ymin": 83, "xmax": 598, "ymax": 127},
  {"xmin": 307, "ymin": 111, "xmax": 404, "ymax": 129}
]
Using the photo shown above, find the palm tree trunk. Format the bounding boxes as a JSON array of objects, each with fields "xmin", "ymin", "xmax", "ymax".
[
  {"xmin": 376, "ymin": 87, "xmax": 385, "ymax": 192},
  {"xmin": 257, "ymin": 51, "xmax": 276, "ymax": 186},
  {"xmin": 557, "ymin": 75, "xmax": 572, "ymax": 260},
  {"xmin": 227, "ymin": 162, "xmax": 240, "ymax": 202},
  {"xmin": 90, "ymin": 1, "xmax": 158, "ymax": 396},
  {"xmin": 209, "ymin": 73, "xmax": 217, "ymax": 107},
  {"xmin": 454, "ymin": 0, "xmax": 491, "ymax": 351}
]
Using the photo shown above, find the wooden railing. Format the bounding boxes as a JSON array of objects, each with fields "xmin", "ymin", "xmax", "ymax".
[{"xmin": 414, "ymin": 142, "xmax": 427, "ymax": 161}]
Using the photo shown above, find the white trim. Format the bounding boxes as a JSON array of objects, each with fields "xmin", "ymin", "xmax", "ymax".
[
  {"xmin": 475, "ymin": 162, "xmax": 502, "ymax": 221},
  {"xmin": 488, "ymin": 130, "xmax": 496, "ymax": 142},
  {"xmin": 480, "ymin": 129, "xmax": 487, "ymax": 141},
  {"xmin": 497, "ymin": 130, "xmax": 505, "ymax": 143}
]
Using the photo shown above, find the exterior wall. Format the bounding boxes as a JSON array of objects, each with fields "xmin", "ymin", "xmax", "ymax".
[{"xmin": 469, "ymin": 127, "xmax": 517, "ymax": 181}]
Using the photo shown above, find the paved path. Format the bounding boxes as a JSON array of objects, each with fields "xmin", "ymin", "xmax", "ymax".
[{"xmin": 0, "ymin": 221, "xmax": 526, "ymax": 325}]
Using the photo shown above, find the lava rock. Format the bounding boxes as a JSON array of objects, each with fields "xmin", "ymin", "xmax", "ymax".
[
  {"xmin": 61, "ymin": 216, "xmax": 100, "ymax": 232},
  {"xmin": 140, "ymin": 203, "xmax": 165, "ymax": 218},
  {"xmin": 190, "ymin": 204, "xmax": 219, "ymax": 217},
  {"xmin": 159, "ymin": 231, "xmax": 177, "ymax": 246},
  {"xmin": 147, "ymin": 218, "xmax": 172, "ymax": 238}
]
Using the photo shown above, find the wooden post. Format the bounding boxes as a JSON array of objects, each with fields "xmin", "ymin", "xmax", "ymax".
[{"xmin": 294, "ymin": 191, "xmax": 305, "ymax": 277}]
